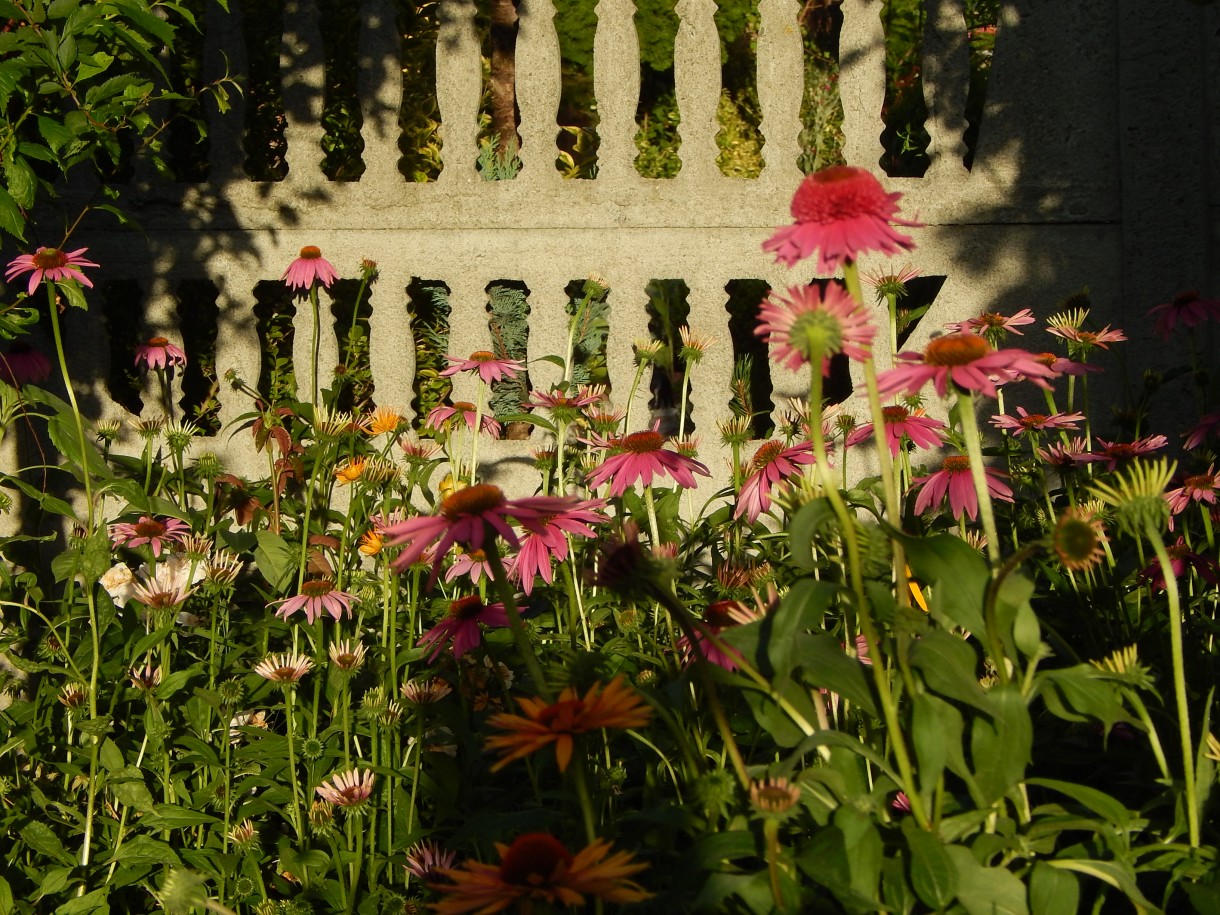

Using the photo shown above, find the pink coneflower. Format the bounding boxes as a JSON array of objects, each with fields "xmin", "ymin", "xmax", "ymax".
[
  {"xmin": 951, "ymin": 308, "xmax": 1036, "ymax": 339},
  {"xmin": 5, "ymin": 246, "xmax": 98, "ymax": 295},
  {"xmin": 990, "ymin": 407, "xmax": 1085, "ymax": 437},
  {"xmin": 426, "ymin": 401, "xmax": 502, "ymax": 437},
  {"xmin": 755, "ymin": 283, "xmax": 875, "ymax": 374},
  {"xmin": 271, "ymin": 578, "xmax": 356, "ymax": 623},
  {"xmin": 1146, "ymin": 291, "xmax": 1220, "ymax": 340},
  {"xmin": 911, "ymin": 454, "xmax": 1013, "ymax": 521},
  {"xmin": 528, "ymin": 386, "xmax": 606, "ymax": 424},
  {"xmin": 1165, "ymin": 467, "xmax": 1220, "ymax": 516},
  {"xmin": 440, "ymin": 351, "xmax": 525, "ymax": 386},
  {"xmin": 405, "ymin": 839, "xmax": 457, "ymax": 883},
  {"xmin": 384, "ymin": 483, "xmax": 593, "ymax": 584},
  {"xmin": 1037, "ymin": 436, "xmax": 1091, "ymax": 472},
  {"xmin": 444, "ymin": 548, "xmax": 493, "ymax": 586},
  {"xmin": 110, "ymin": 515, "xmax": 190, "ymax": 557},
  {"xmin": 1078, "ymin": 435, "xmax": 1169, "ymax": 472},
  {"xmin": 315, "ymin": 768, "xmax": 375, "ymax": 807},
  {"xmin": 282, "ymin": 245, "xmax": 338, "ymax": 291},
  {"xmin": 762, "ymin": 165, "xmax": 920, "ymax": 272},
  {"xmin": 134, "ymin": 336, "xmax": 187, "ymax": 371},
  {"xmin": 418, "ymin": 595, "xmax": 510, "ymax": 661},
  {"xmin": 506, "ymin": 499, "xmax": 608, "ymax": 594},
  {"xmin": 1029, "ymin": 352, "xmax": 1102, "ymax": 377},
  {"xmin": 0, "ymin": 342, "xmax": 51, "ymax": 387},
  {"xmin": 585, "ymin": 430, "xmax": 711, "ymax": 496},
  {"xmin": 845, "ymin": 405, "xmax": 945, "ymax": 456},
  {"xmin": 1139, "ymin": 537, "xmax": 1220, "ymax": 591},
  {"xmin": 1046, "ymin": 323, "xmax": 1127, "ymax": 351},
  {"xmin": 875, "ymin": 334, "xmax": 1058, "ymax": 399},
  {"xmin": 676, "ymin": 598, "xmax": 763, "ymax": 671},
  {"xmin": 734, "ymin": 440, "xmax": 815, "ymax": 523},
  {"xmin": 1186, "ymin": 411, "xmax": 1220, "ymax": 450},
  {"xmin": 254, "ymin": 652, "xmax": 314, "ymax": 684}
]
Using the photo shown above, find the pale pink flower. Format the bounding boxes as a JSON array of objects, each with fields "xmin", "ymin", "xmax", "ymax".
[
  {"xmin": 762, "ymin": 166, "xmax": 920, "ymax": 272},
  {"xmin": 1046, "ymin": 324, "xmax": 1126, "ymax": 350},
  {"xmin": 528, "ymin": 386, "xmax": 606, "ymax": 423},
  {"xmin": 1078, "ymin": 435, "xmax": 1169, "ymax": 472},
  {"xmin": 426, "ymin": 401, "xmax": 502, "ymax": 437},
  {"xmin": 135, "ymin": 336, "xmax": 187, "ymax": 370},
  {"xmin": 734, "ymin": 440, "xmax": 815, "ymax": 523},
  {"xmin": 418, "ymin": 595, "xmax": 510, "ymax": 661},
  {"xmin": 845, "ymin": 405, "xmax": 945, "ymax": 456},
  {"xmin": 110, "ymin": 515, "xmax": 190, "ymax": 557},
  {"xmin": 315, "ymin": 768, "xmax": 375, "ymax": 807},
  {"xmin": 5, "ymin": 246, "xmax": 98, "ymax": 294},
  {"xmin": 282, "ymin": 245, "xmax": 338, "ymax": 291},
  {"xmin": 990, "ymin": 407, "xmax": 1084, "ymax": 437},
  {"xmin": 585, "ymin": 430, "xmax": 710, "ymax": 496},
  {"xmin": 130, "ymin": 554, "xmax": 203, "ymax": 609},
  {"xmin": 755, "ymin": 283, "xmax": 875, "ymax": 375},
  {"xmin": 0, "ymin": 342, "xmax": 51, "ymax": 387},
  {"xmin": 1165, "ymin": 467, "xmax": 1220, "ymax": 516},
  {"xmin": 1147, "ymin": 291, "xmax": 1220, "ymax": 340},
  {"xmin": 875, "ymin": 334, "xmax": 1058, "ymax": 399},
  {"xmin": 444, "ymin": 548, "xmax": 493, "ymax": 586},
  {"xmin": 440, "ymin": 350, "xmax": 525, "ymax": 385},
  {"xmin": 404, "ymin": 840, "xmax": 457, "ymax": 882},
  {"xmin": 911, "ymin": 454, "xmax": 1013, "ymax": 521},
  {"xmin": 951, "ymin": 308, "xmax": 1036, "ymax": 338},
  {"xmin": 271, "ymin": 578, "xmax": 356, "ymax": 623},
  {"xmin": 254, "ymin": 652, "xmax": 314, "ymax": 684},
  {"xmin": 1037, "ymin": 436, "xmax": 1091, "ymax": 472}
]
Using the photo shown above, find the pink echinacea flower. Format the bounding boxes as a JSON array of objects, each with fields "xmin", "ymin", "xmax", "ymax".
[
  {"xmin": 762, "ymin": 166, "xmax": 920, "ymax": 272},
  {"xmin": 845, "ymin": 405, "xmax": 945, "ymax": 456},
  {"xmin": 135, "ymin": 336, "xmax": 187, "ymax": 370},
  {"xmin": 756, "ymin": 283, "xmax": 876, "ymax": 374},
  {"xmin": 912, "ymin": 454, "xmax": 1013, "ymax": 521},
  {"xmin": 990, "ymin": 407, "xmax": 1084, "ymax": 437},
  {"xmin": 272, "ymin": 577, "xmax": 357, "ymax": 623},
  {"xmin": 734, "ymin": 440, "xmax": 816, "ymax": 523},
  {"xmin": 426, "ymin": 401, "xmax": 502, "ymax": 437},
  {"xmin": 875, "ymin": 333, "xmax": 1058, "ymax": 400},
  {"xmin": 1078, "ymin": 435, "xmax": 1169, "ymax": 472},
  {"xmin": 282, "ymin": 245, "xmax": 338, "ymax": 291},
  {"xmin": 585, "ymin": 430, "xmax": 710, "ymax": 496},
  {"xmin": 1146, "ymin": 291, "xmax": 1220, "ymax": 340},
  {"xmin": 440, "ymin": 351, "xmax": 525, "ymax": 385},
  {"xmin": 1164, "ymin": 466, "xmax": 1220, "ymax": 517},
  {"xmin": 5, "ymin": 247, "xmax": 98, "ymax": 295},
  {"xmin": 950, "ymin": 308, "xmax": 1036, "ymax": 340},
  {"xmin": 110, "ymin": 515, "xmax": 190, "ymax": 557},
  {"xmin": 417, "ymin": 595, "xmax": 510, "ymax": 661}
]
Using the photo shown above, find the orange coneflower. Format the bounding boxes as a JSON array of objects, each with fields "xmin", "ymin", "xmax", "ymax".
[
  {"xmin": 363, "ymin": 405, "xmax": 405, "ymax": 437},
  {"xmin": 485, "ymin": 676, "xmax": 651, "ymax": 773},
  {"xmin": 334, "ymin": 458, "xmax": 366, "ymax": 485},
  {"xmin": 432, "ymin": 832, "xmax": 650, "ymax": 914}
]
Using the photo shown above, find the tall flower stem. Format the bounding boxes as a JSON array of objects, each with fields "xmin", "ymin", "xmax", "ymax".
[
  {"xmin": 309, "ymin": 285, "xmax": 322, "ymax": 407},
  {"xmin": 956, "ymin": 390, "xmax": 1002, "ymax": 564},
  {"xmin": 284, "ymin": 686, "xmax": 305, "ymax": 841},
  {"xmin": 469, "ymin": 381, "xmax": 487, "ymax": 486},
  {"xmin": 485, "ymin": 541, "xmax": 553, "ymax": 702}
]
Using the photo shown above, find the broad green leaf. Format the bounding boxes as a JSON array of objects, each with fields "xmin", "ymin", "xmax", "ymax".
[
  {"xmin": 36, "ymin": 867, "xmax": 74, "ymax": 899},
  {"xmin": 1026, "ymin": 778, "xmax": 1131, "ymax": 831},
  {"xmin": 1029, "ymin": 862, "xmax": 1080, "ymax": 915},
  {"xmin": 795, "ymin": 632, "xmax": 878, "ymax": 718},
  {"xmin": 1036, "ymin": 665, "xmax": 1128, "ymax": 731},
  {"xmin": 54, "ymin": 888, "xmax": 109, "ymax": 915},
  {"xmin": 836, "ymin": 806, "xmax": 883, "ymax": 906},
  {"xmin": 108, "ymin": 767, "xmax": 156, "ymax": 812},
  {"xmin": 3, "ymin": 154, "xmax": 36, "ymax": 208},
  {"xmin": 107, "ymin": 835, "xmax": 181, "ymax": 867},
  {"xmin": 970, "ymin": 686, "xmax": 1032, "ymax": 806},
  {"xmin": 909, "ymin": 628, "xmax": 990, "ymax": 712},
  {"xmin": 897, "ymin": 531, "xmax": 988, "ymax": 633},
  {"xmin": 142, "ymin": 804, "xmax": 221, "ymax": 829},
  {"xmin": 1046, "ymin": 860, "xmax": 1159, "ymax": 912},
  {"xmin": 902, "ymin": 818, "xmax": 958, "ymax": 910},
  {"xmin": 0, "ymin": 874, "xmax": 13, "ymax": 915},
  {"xmin": 99, "ymin": 737, "xmax": 124, "ymax": 772},
  {"xmin": 21, "ymin": 820, "xmax": 75, "ymax": 866},
  {"xmin": 946, "ymin": 846, "xmax": 1029, "ymax": 915},
  {"xmin": 254, "ymin": 530, "xmax": 295, "ymax": 592},
  {"xmin": 0, "ymin": 186, "xmax": 25, "ymax": 241}
]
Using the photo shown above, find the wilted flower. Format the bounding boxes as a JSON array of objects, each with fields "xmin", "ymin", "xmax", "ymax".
[
  {"xmin": 131, "ymin": 554, "xmax": 204, "ymax": 609},
  {"xmin": 100, "ymin": 562, "xmax": 138, "ymax": 607}
]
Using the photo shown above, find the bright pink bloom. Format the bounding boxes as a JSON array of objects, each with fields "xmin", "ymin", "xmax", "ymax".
[
  {"xmin": 440, "ymin": 350, "xmax": 525, "ymax": 385},
  {"xmin": 1186, "ymin": 411, "xmax": 1220, "ymax": 450},
  {"xmin": 444, "ymin": 548, "xmax": 493, "ymax": 586},
  {"xmin": 1046, "ymin": 324, "xmax": 1126, "ymax": 350},
  {"xmin": 110, "ymin": 515, "xmax": 190, "ymax": 557},
  {"xmin": 876, "ymin": 334, "xmax": 1058, "ymax": 399},
  {"xmin": 1147, "ymin": 291, "xmax": 1220, "ymax": 340},
  {"xmin": 911, "ymin": 454, "xmax": 1013, "ymax": 521},
  {"xmin": 734, "ymin": 440, "xmax": 815, "ymax": 523},
  {"xmin": 845, "ymin": 405, "xmax": 945, "ymax": 456},
  {"xmin": 0, "ymin": 342, "xmax": 51, "ymax": 387},
  {"xmin": 272, "ymin": 578, "xmax": 356, "ymax": 623},
  {"xmin": 6, "ymin": 247, "xmax": 98, "ymax": 295},
  {"xmin": 426, "ymin": 401, "xmax": 502, "ymax": 437},
  {"xmin": 676, "ymin": 599, "xmax": 761, "ymax": 671},
  {"xmin": 990, "ymin": 407, "xmax": 1084, "ymax": 437},
  {"xmin": 417, "ymin": 595, "xmax": 510, "ymax": 661},
  {"xmin": 585, "ymin": 430, "xmax": 710, "ymax": 496},
  {"xmin": 762, "ymin": 166, "xmax": 920, "ymax": 272},
  {"xmin": 1078, "ymin": 435, "xmax": 1168, "ymax": 472},
  {"xmin": 1140, "ymin": 537, "xmax": 1220, "ymax": 591},
  {"xmin": 1165, "ymin": 467, "xmax": 1220, "ymax": 516},
  {"xmin": 506, "ymin": 499, "xmax": 607, "ymax": 594},
  {"xmin": 755, "ymin": 283, "xmax": 875, "ymax": 375},
  {"xmin": 135, "ymin": 336, "xmax": 187, "ymax": 370},
  {"xmin": 282, "ymin": 245, "xmax": 338, "ymax": 291},
  {"xmin": 950, "ymin": 308, "xmax": 1036, "ymax": 338}
]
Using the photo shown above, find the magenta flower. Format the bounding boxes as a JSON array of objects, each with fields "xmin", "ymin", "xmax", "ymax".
[
  {"xmin": 950, "ymin": 308, "xmax": 1036, "ymax": 339},
  {"xmin": 990, "ymin": 407, "xmax": 1084, "ymax": 437},
  {"xmin": 1140, "ymin": 537, "xmax": 1220, "ymax": 591},
  {"xmin": 734, "ymin": 440, "xmax": 815, "ymax": 523},
  {"xmin": 911, "ymin": 455, "xmax": 1013, "ymax": 521},
  {"xmin": 1046, "ymin": 323, "xmax": 1127, "ymax": 351},
  {"xmin": 528, "ymin": 386, "xmax": 606, "ymax": 424},
  {"xmin": 418, "ymin": 595, "xmax": 510, "ymax": 661},
  {"xmin": 282, "ymin": 245, "xmax": 338, "ymax": 291},
  {"xmin": 676, "ymin": 599, "xmax": 761, "ymax": 671},
  {"xmin": 5, "ymin": 247, "xmax": 98, "ymax": 295},
  {"xmin": 875, "ymin": 334, "xmax": 1058, "ymax": 400},
  {"xmin": 845, "ymin": 405, "xmax": 945, "ymax": 456},
  {"xmin": 426, "ymin": 401, "xmax": 502, "ymax": 437},
  {"xmin": 1028, "ymin": 352, "xmax": 1102, "ymax": 377},
  {"xmin": 1165, "ymin": 467, "xmax": 1220, "ymax": 516},
  {"xmin": 404, "ymin": 840, "xmax": 457, "ymax": 883},
  {"xmin": 444, "ymin": 548, "xmax": 493, "ymax": 586},
  {"xmin": 1186, "ymin": 411, "xmax": 1220, "ymax": 450},
  {"xmin": 1078, "ymin": 435, "xmax": 1169, "ymax": 472},
  {"xmin": 134, "ymin": 336, "xmax": 187, "ymax": 370},
  {"xmin": 110, "ymin": 515, "xmax": 190, "ymax": 557},
  {"xmin": 272, "ymin": 578, "xmax": 357, "ymax": 623},
  {"xmin": 1147, "ymin": 291, "xmax": 1220, "ymax": 340},
  {"xmin": 440, "ymin": 351, "xmax": 525, "ymax": 385},
  {"xmin": 1036, "ymin": 436, "xmax": 1091, "ymax": 473},
  {"xmin": 762, "ymin": 166, "xmax": 920, "ymax": 272},
  {"xmin": 0, "ymin": 342, "xmax": 51, "ymax": 387},
  {"xmin": 755, "ymin": 283, "xmax": 875, "ymax": 374},
  {"xmin": 505, "ymin": 498, "xmax": 607, "ymax": 594},
  {"xmin": 585, "ymin": 430, "xmax": 710, "ymax": 496}
]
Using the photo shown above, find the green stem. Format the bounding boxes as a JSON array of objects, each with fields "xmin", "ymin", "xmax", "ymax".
[
  {"xmin": 284, "ymin": 687, "xmax": 305, "ymax": 841},
  {"xmin": 956, "ymin": 390, "xmax": 1002, "ymax": 563},
  {"xmin": 485, "ymin": 541, "xmax": 552, "ymax": 702},
  {"xmin": 309, "ymin": 285, "xmax": 321, "ymax": 407}
]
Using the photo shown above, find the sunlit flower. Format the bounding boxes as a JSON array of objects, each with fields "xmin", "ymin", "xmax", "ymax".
[
  {"xmin": 399, "ymin": 434, "xmax": 442, "ymax": 462},
  {"xmin": 1029, "ymin": 351, "xmax": 1102, "ymax": 377},
  {"xmin": 418, "ymin": 595, "xmax": 510, "ymax": 661},
  {"xmin": 254, "ymin": 652, "xmax": 314, "ymax": 684},
  {"xmin": 845, "ymin": 404, "xmax": 945, "ymax": 456},
  {"xmin": 734, "ymin": 440, "xmax": 815, "ymax": 524},
  {"xmin": 334, "ymin": 458, "xmax": 365, "ymax": 485},
  {"xmin": 131, "ymin": 554, "xmax": 204, "ymax": 609},
  {"xmin": 282, "ymin": 245, "xmax": 338, "ymax": 291},
  {"xmin": 315, "ymin": 768, "xmax": 375, "ymax": 807},
  {"xmin": 676, "ymin": 597, "xmax": 766, "ymax": 670},
  {"xmin": 528, "ymin": 386, "xmax": 606, "ymax": 426},
  {"xmin": 405, "ymin": 839, "xmax": 457, "ymax": 883},
  {"xmin": 110, "ymin": 515, "xmax": 190, "ymax": 558},
  {"xmin": 507, "ymin": 499, "xmax": 607, "ymax": 594},
  {"xmin": 585, "ymin": 430, "xmax": 710, "ymax": 496},
  {"xmin": 431, "ymin": 832, "xmax": 650, "ymax": 914},
  {"xmin": 328, "ymin": 638, "xmax": 367, "ymax": 672},
  {"xmin": 951, "ymin": 308, "xmax": 1036, "ymax": 340},
  {"xmin": 762, "ymin": 165, "xmax": 919, "ymax": 272},
  {"xmin": 876, "ymin": 333, "xmax": 1058, "ymax": 399},
  {"xmin": 427, "ymin": 401, "xmax": 502, "ymax": 437},
  {"xmin": 1079, "ymin": 435, "xmax": 1169, "ymax": 472},
  {"xmin": 5, "ymin": 246, "xmax": 98, "ymax": 294},
  {"xmin": 1146, "ymin": 291, "xmax": 1220, "ymax": 340},
  {"xmin": 990, "ymin": 407, "xmax": 1084, "ymax": 436},
  {"xmin": 363, "ymin": 405, "xmax": 405, "ymax": 436},
  {"xmin": 100, "ymin": 562, "xmax": 138, "ymax": 607},
  {"xmin": 863, "ymin": 263, "xmax": 920, "ymax": 304},
  {"xmin": 1046, "ymin": 318, "xmax": 1127, "ymax": 357},
  {"xmin": 134, "ymin": 336, "xmax": 187, "ymax": 371},
  {"xmin": 678, "ymin": 326, "xmax": 715, "ymax": 363},
  {"xmin": 271, "ymin": 578, "xmax": 356, "ymax": 623},
  {"xmin": 440, "ymin": 351, "xmax": 525, "ymax": 385},
  {"xmin": 358, "ymin": 530, "xmax": 384, "ymax": 556},
  {"xmin": 0, "ymin": 342, "xmax": 51, "ymax": 387},
  {"xmin": 755, "ymin": 283, "xmax": 875, "ymax": 374},
  {"xmin": 486, "ymin": 677, "xmax": 652, "ymax": 772},
  {"xmin": 911, "ymin": 454, "xmax": 1013, "ymax": 521}
]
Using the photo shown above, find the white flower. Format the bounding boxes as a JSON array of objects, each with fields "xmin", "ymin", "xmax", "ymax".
[{"xmin": 100, "ymin": 562, "xmax": 136, "ymax": 606}]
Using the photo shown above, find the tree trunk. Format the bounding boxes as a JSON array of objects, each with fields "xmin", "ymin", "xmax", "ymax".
[{"xmin": 489, "ymin": 0, "xmax": 519, "ymax": 156}]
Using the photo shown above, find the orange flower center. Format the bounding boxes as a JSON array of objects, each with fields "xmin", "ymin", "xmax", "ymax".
[
  {"xmin": 622, "ymin": 431, "xmax": 664, "ymax": 454},
  {"xmin": 537, "ymin": 698, "xmax": 583, "ymax": 730},
  {"xmin": 299, "ymin": 246, "xmax": 322, "ymax": 259},
  {"xmin": 32, "ymin": 248, "xmax": 67, "ymax": 269},
  {"xmin": 750, "ymin": 441, "xmax": 783, "ymax": 473},
  {"xmin": 1167, "ymin": 544, "xmax": 1190, "ymax": 561},
  {"xmin": 467, "ymin": 549, "xmax": 487, "ymax": 562},
  {"xmin": 469, "ymin": 351, "xmax": 497, "ymax": 362},
  {"xmin": 452, "ymin": 401, "xmax": 476, "ymax": 412},
  {"xmin": 499, "ymin": 833, "xmax": 572, "ymax": 886},
  {"xmin": 1105, "ymin": 443, "xmax": 1136, "ymax": 459},
  {"xmin": 977, "ymin": 313, "xmax": 1007, "ymax": 327},
  {"xmin": 942, "ymin": 455, "xmax": 972, "ymax": 472},
  {"xmin": 147, "ymin": 336, "xmax": 169, "ymax": 347},
  {"xmin": 449, "ymin": 595, "xmax": 485, "ymax": 619},
  {"xmin": 1019, "ymin": 414, "xmax": 1048, "ymax": 428},
  {"xmin": 1035, "ymin": 352, "xmax": 1058, "ymax": 367},
  {"xmin": 134, "ymin": 520, "xmax": 167, "ymax": 538},
  {"xmin": 1076, "ymin": 331, "xmax": 1099, "ymax": 345},
  {"xmin": 881, "ymin": 405, "xmax": 911, "ymax": 423},
  {"xmin": 1185, "ymin": 474, "xmax": 1216, "ymax": 491},
  {"xmin": 301, "ymin": 578, "xmax": 336, "ymax": 597},
  {"xmin": 442, "ymin": 483, "xmax": 506, "ymax": 519},
  {"xmin": 924, "ymin": 334, "xmax": 990, "ymax": 366}
]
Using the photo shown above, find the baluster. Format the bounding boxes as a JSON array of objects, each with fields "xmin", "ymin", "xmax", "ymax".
[
  {"xmin": 204, "ymin": 0, "xmax": 247, "ymax": 182},
  {"xmin": 367, "ymin": 267, "xmax": 416, "ymax": 418},
  {"xmin": 593, "ymin": 0, "xmax": 641, "ymax": 182},
  {"xmin": 436, "ymin": 0, "xmax": 482, "ymax": 183},
  {"xmin": 756, "ymin": 0, "xmax": 804, "ymax": 184},
  {"xmin": 516, "ymin": 0, "xmax": 562, "ymax": 183},
  {"xmin": 604, "ymin": 272, "xmax": 653, "ymax": 430},
  {"xmin": 444, "ymin": 275, "xmax": 490, "ymax": 405},
  {"xmin": 673, "ymin": 0, "xmax": 720, "ymax": 180},
  {"xmin": 281, "ymin": 0, "xmax": 326, "ymax": 186},
  {"xmin": 213, "ymin": 259, "xmax": 269, "ymax": 476},
  {"xmin": 683, "ymin": 277, "xmax": 731, "ymax": 447},
  {"xmin": 524, "ymin": 271, "xmax": 569, "ymax": 394},
  {"xmin": 922, "ymin": 0, "xmax": 969, "ymax": 176},
  {"xmin": 838, "ymin": 0, "xmax": 886, "ymax": 168},
  {"xmin": 359, "ymin": 0, "xmax": 404, "ymax": 186}
]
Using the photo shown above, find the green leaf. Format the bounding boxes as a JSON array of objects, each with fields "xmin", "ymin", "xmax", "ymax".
[
  {"xmin": 54, "ymin": 888, "xmax": 109, "ymax": 915},
  {"xmin": 3, "ymin": 154, "xmax": 36, "ymax": 209},
  {"xmin": 796, "ymin": 633, "xmax": 879, "ymax": 718},
  {"xmin": 1026, "ymin": 778, "xmax": 1131, "ymax": 831},
  {"xmin": 21, "ymin": 820, "xmax": 75, "ymax": 866},
  {"xmin": 38, "ymin": 114, "xmax": 77, "ymax": 154},
  {"xmin": 56, "ymin": 279, "xmax": 88, "ymax": 310},
  {"xmin": 897, "ymin": 531, "xmax": 988, "ymax": 633},
  {"xmin": 902, "ymin": 818, "xmax": 958, "ymax": 910},
  {"xmin": 789, "ymin": 497, "xmax": 836, "ymax": 571},
  {"xmin": 970, "ymin": 686, "xmax": 1032, "ymax": 806},
  {"xmin": 142, "ymin": 804, "xmax": 221, "ymax": 829},
  {"xmin": 946, "ymin": 846, "xmax": 1029, "ymax": 915},
  {"xmin": 1045, "ymin": 859, "xmax": 1160, "ymax": 912},
  {"xmin": 1036, "ymin": 665, "xmax": 1128, "ymax": 731},
  {"xmin": 0, "ymin": 186, "xmax": 25, "ymax": 241},
  {"xmin": 909, "ymin": 628, "xmax": 990, "ymax": 712},
  {"xmin": 254, "ymin": 530, "xmax": 296, "ymax": 592},
  {"xmin": 75, "ymin": 50, "xmax": 114, "ymax": 81},
  {"xmin": 107, "ymin": 835, "xmax": 181, "ymax": 867},
  {"xmin": 0, "ymin": 874, "xmax": 13, "ymax": 915},
  {"xmin": 36, "ymin": 867, "xmax": 75, "ymax": 900},
  {"xmin": 1029, "ymin": 862, "xmax": 1080, "ymax": 915},
  {"xmin": 99, "ymin": 737, "xmax": 124, "ymax": 772},
  {"xmin": 156, "ymin": 667, "xmax": 195, "ymax": 700},
  {"xmin": 108, "ymin": 767, "xmax": 155, "ymax": 812}
]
